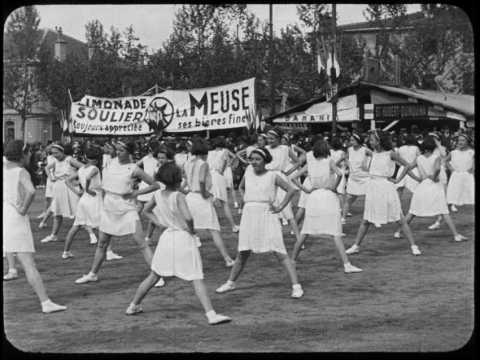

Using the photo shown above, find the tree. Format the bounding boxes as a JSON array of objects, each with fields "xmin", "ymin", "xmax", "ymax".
[{"xmin": 3, "ymin": 6, "xmax": 42, "ymax": 141}]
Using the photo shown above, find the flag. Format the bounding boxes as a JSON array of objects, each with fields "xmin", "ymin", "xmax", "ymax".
[
  {"xmin": 60, "ymin": 110, "xmax": 68, "ymax": 133},
  {"xmin": 317, "ymin": 53, "xmax": 324, "ymax": 74},
  {"xmin": 326, "ymin": 51, "xmax": 340, "ymax": 78}
]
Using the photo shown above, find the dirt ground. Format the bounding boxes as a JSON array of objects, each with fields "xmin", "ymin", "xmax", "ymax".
[{"xmin": 3, "ymin": 189, "xmax": 474, "ymax": 352}]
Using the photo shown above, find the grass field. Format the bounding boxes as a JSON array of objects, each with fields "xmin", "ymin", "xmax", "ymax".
[{"xmin": 3, "ymin": 189, "xmax": 474, "ymax": 352}]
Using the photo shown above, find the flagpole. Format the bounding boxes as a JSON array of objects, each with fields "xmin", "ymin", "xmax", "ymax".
[{"xmin": 330, "ymin": 3, "xmax": 338, "ymax": 137}]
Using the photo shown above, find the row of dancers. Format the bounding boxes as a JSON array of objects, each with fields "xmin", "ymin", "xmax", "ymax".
[{"xmin": 3, "ymin": 127, "xmax": 474, "ymax": 323}]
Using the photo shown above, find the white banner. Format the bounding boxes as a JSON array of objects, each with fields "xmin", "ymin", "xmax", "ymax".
[{"xmin": 69, "ymin": 78, "xmax": 256, "ymax": 135}]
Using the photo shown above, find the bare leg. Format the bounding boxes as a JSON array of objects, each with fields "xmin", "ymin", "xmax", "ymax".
[
  {"xmin": 333, "ymin": 235, "xmax": 349, "ymax": 265},
  {"xmin": 353, "ymin": 219, "xmax": 371, "ymax": 246},
  {"xmin": 291, "ymin": 234, "xmax": 308, "ymax": 261},
  {"xmin": 45, "ymin": 197, "xmax": 52, "ymax": 212},
  {"xmin": 16, "ymin": 252, "xmax": 49, "ymax": 303},
  {"xmin": 273, "ymin": 252, "xmax": 299, "ymax": 285},
  {"xmin": 6, "ymin": 253, "xmax": 17, "ymax": 272},
  {"xmin": 288, "ymin": 218, "xmax": 301, "ymax": 242},
  {"xmin": 209, "ymin": 229, "xmax": 233, "ymax": 262},
  {"xmin": 90, "ymin": 232, "xmax": 112, "ymax": 274},
  {"xmin": 132, "ymin": 220, "xmax": 153, "ymax": 265},
  {"xmin": 295, "ymin": 207, "xmax": 305, "ymax": 228},
  {"xmin": 146, "ymin": 221, "xmax": 156, "ymax": 239},
  {"xmin": 342, "ymin": 194, "xmax": 357, "ymax": 218},
  {"xmin": 39, "ymin": 209, "xmax": 53, "ymax": 226},
  {"xmin": 221, "ymin": 200, "xmax": 237, "ymax": 229},
  {"xmin": 398, "ymin": 213, "xmax": 417, "ymax": 247},
  {"xmin": 63, "ymin": 225, "xmax": 81, "ymax": 252},
  {"xmin": 394, "ymin": 212, "xmax": 415, "ymax": 234},
  {"xmin": 228, "ymin": 251, "xmax": 251, "ymax": 281},
  {"xmin": 131, "ymin": 271, "xmax": 160, "ymax": 305},
  {"xmin": 192, "ymin": 279, "xmax": 214, "ymax": 313},
  {"xmin": 51, "ymin": 215, "xmax": 63, "ymax": 236},
  {"xmin": 441, "ymin": 214, "xmax": 460, "ymax": 237}
]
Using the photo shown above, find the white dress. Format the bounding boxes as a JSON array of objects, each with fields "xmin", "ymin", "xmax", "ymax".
[
  {"xmin": 3, "ymin": 165, "xmax": 36, "ymax": 253},
  {"xmin": 433, "ymin": 147, "xmax": 448, "ymax": 185},
  {"xmin": 151, "ymin": 191, "xmax": 203, "ymax": 281},
  {"xmin": 395, "ymin": 145, "xmax": 420, "ymax": 192},
  {"xmin": 298, "ymin": 151, "xmax": 314, "ymax": 208},
  {"xmin": 363, "ymin": 151, "xmax": 402, "ymax": 227},
  {"xmin": 446, "ymin": 149, "xmax": 475, "ymax": 205},
  {"xmin": 238, "ymin": 166, "xmax": 287, "ymax": 254},
  {"xmin": 224, "ymin": 154, "xmax": 234, "ymax": 189},
  {"xmin": 174, "ymin": 152, "xmax": 189, "ymax": 171},
  {"xmin": 184, "ymin": 158, "xmax": 220, "ymax": 231},
  {"xmin": 346, "ymin": 146, "xmax": 369, "ymax": 196},
  {"xmin": 99, "ymin": 161, "xmax": 139, "ymax": 236},
  {"xmin": 266, "ymin": 144, "xmax": 294, "ymax": 220},
  {"xmin": 207, "ymin": 149, "xmax": 228, "ymax": 202},
  {"xmin": 137, "ymin": 154, "xmax": 159, "ymax": 202},
  {"xmin": 50, "ymin": 156, "xmax": 79, "ymax": 218},
  {"xmin": 409, "ymin": 154, "xmax": 449, "ymax": 216},
  {"xmin": 301, "ymin": 158, "xmax": 342, "ymax": 236},
  {"xmin": 330, "ymin": 149, "xmax": 347, "ymax": 194},
  {"xmin": 73, "ymin": 165, "xmax": 103, "ymax": 227},
  {"xmin": 45, "ymin": 155, "xmax": 55, "ymax": 198}
]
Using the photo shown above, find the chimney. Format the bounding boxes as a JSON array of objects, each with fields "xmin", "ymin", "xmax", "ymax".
[{"xmin": 54, "ymin": 26, "xmax": 67, "ymax": 62}]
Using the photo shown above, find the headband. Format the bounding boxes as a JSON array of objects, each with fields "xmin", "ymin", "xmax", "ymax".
[
  {"xmin": 458, "ymin": 133, "xmax": 471, "ymax": 142},
  {"xmin": 282, "ymin": 134, "xmax": 289, "ymax": 141},
  {"xmin": 251, "ymin": 148, "xmax": 270, "ymax": 162},
  {"xmin": 352, "ymin": 133, "xmax": 361, "ymax": 143},
  {"xmin": 258, "ymin": 133, "xmax": 267, "ymax": 139},
  {"xmin": 186, "ymin": 140, "xmax": 193, "ymax": 146},
  {"xmin": 116, "ymin": 140, "xmax": 128, "ymax": 149},
  {"xmin": 267, "ymin": 129, "xmax": 281, "ymax": 138},
  {"xmin": 51, "ymin": 144, "xmax": 64, "ymax": 152}
]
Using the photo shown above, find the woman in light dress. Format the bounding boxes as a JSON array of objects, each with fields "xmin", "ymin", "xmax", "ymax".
[
  {"xmin": 125, "ymin": 162, "xmax": 232, "ymax": 325},
  {"xmin": 37, "ymin": 145, "xmax": 55, "ymax": 223},
  {"xmin": 345, "ymin": 130, "xmax": 422, "ymax": 256},
  {"xmin": 290, "ymin": 139, "xmax": 362, "ymax": 274},
  {"xmin": 3, "ymin": 140, "xmax": 67, "ymax": 313},
  {"xmin": 329, "ymin": 137, "xmax": 348, "ymax": 215},
  {"xmin": 183, "ymin": 138, "xmax": 235, "ymax": 267},
  {"xmin": 40, "ymin": 144, "xmax": 84, "ymax": 243},
  {"xmin": 216, "ymin": 147, "xmax": 304, "ymax": 299},
  {"xmin": 75, "ymin": 141, "xmax": 164, "ymax": 287},
  {"xmin": 446, "ymin": 133, "xmax": 474, "ymax": 212},
  {"xmin": 395, "ymin": 134, "xmax": 421, "ymax": 202},
  {"xmin": 392, "ymin": 136, "xmax": 467, "ymax": 242},
  {"xmin": 341, "ymin": 133, "xmax": 371, "ymax": 222},
  {"xmin": 207, "ymin": 136, "xmax": 239, "ymax": 233}
]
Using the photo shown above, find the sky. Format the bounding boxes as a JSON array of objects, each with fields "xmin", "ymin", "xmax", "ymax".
[{"xmin": 14, "ymin": 4, "xmax": 421, "ymax": 53}]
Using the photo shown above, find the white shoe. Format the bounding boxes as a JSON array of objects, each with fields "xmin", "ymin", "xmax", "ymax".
[
  {"xmin": 346, "ymin": 212, "xmax": 353, "ymax": 217},
  {"xmin": 126, "ymin": 303, "xmax": 143, "ymax": 315},
  {"xmin": 41, "ymin": 234, "xmax": 58, "ymax": 243},
  {"xmin": 3, "ymin": 269, "xmax": 19, "ymax": 281},
  {"xmin": 345, "ymin": 244, "xmax": 360, "ymax": 255},
  {"xmin": 207, "ymin": 313, "xmax": 232, "ymax": 325},
  {"xmin": 89, "ymin": 233, "xmax": 98, "ymax": 245},
  {"xmin": 42, "ymin": 300, "xmax": 67, "ymax": 314},
  {"xmin": 234, "ymin": 202, "xmax": 239, "ymax": 209},
  {"xmin": 232, "ymin": 225, "xmax": 240, "ymax": 233},
  {"xmin": 428, "ymin": 221, "xmax": 441, "ymax": 230},
  {"xmin": 225, "ymin": 258, "xmax": 235, "ymax": 267},
  {"xmin": 290, "ymin": 230, "xmax": 295, "ymax": 235},
  {"xmin": 393, "ymin": 231, "xmax": 402, "ymax": 239},
  {"xmin": 75, "ymin": 273, "xmax": 98, "ymax": 284},
  {"xmin": 37, "ymin": 212, "xmax": 46, "ymax": 219},
  {"xmin": 154, "ymin": 278, "xmax": 165, "ymax": 287},
  {"xmin": 451, "ymin": 205, "xmax": 458, "ymax": 212},
  {"xmin": 62, "ymin": 251, "xmax": 74, "ymax": 259},
  {"xmin": 341, "ymin": 217, "xmax": 346, "ymax": 225},
  {"xmin": 291, "ymin": 284, "xmax": 304, "ymax": 298},
  {"xmin": 144, "ymin": 236, "xmax": 151, "ymax": 244},
  {"xmin": 411, "ymin": 245, "xmax": 422, "ymax": 255},
  {"xmin": 216, "ymin": 281, "xmax": 236, "ymax": 294},
  {"xmin": 38, "ymin": 221, "xmax": 47, "ymax": 229},
  {"xmin": 106, "ymin": 251, "xmax": 123, "ymax": 261},
  {"xmin": 281, "ymin": 219, "xmax": 288, "ymax": 226},
  {"xmin": 344, "ymin": 263, "xmax": 363, "ymax": 273},
  {"xmin": 238, "ymin": 208, "xmax": 242, "ymax": 214},
  {"xmin": 454, "ymin": 234, "xmax": 467, "ymax": 242}
]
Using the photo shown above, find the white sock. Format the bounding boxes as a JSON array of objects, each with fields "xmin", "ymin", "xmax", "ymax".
[
  {"xmin": 205, "ymin": 310, "xmax": 217, "ymax": 319},
  {"xmin": 292, "ymin": 283, "xmax": 302, "ymax": 290},
  {"xmin": 41, "ymin": 299, "xmax": 52, "ymax": 306},
  {"xmin": 226, "ymin": 280, "xmax": 235, "ymax": 286}
]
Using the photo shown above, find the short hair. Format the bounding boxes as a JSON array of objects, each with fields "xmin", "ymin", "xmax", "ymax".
[
  {"xmin": 85, "ymin": 147, "xmax": 101, "ymax": 160},
  {"xmin": 4, "ymin": 140, "xmax": 30, "ymax": 161},
  {"xmin": 155, "ymin": 144, "xmax": 175, "ymax": 160},
  {"xmin": 404, "ymin": 134, "xmax": 419, "ymax": 146},
  {"xmin": 250, "ymin": 147, "xmax": 273, "ymax": 164},
  {"xmin": 63, "ymin": 143, "xmax": 74, "ymax": 156},
  {"xmin": 212, "ymin": 136, "xmax": 226, "ymax": 148},
  {"xmin": 312, "ymin": 139, "xmax": 330, "ymax": 159},
  {"xmin": 375, "ymin": 130, "xmax": 393, "ymax": 151},
  {"xmin": 155, "ymin": 162, "xmax": 182, "ymax": 188},
  {"xmin": 421, "ymin": 135, "xmax": 436, "ymax": 153},
  {"xmin": 330, "ymin": 136, "xmax": 343, "ymax": 150},
  {"xmin": 191, "ymin": 138, "xmax": 209, "ymax": 155}
]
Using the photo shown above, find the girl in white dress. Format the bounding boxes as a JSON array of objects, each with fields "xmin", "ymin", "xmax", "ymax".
[
  {"xmin": 125, "ymin": 162, "xmax": 232, "ymax": 325},
  {"xmin": 207, "ymin": 137, "xmax": 239, "ymax": 233},
  {"xmin": 329, "ymin": 137, "xmax": 347, "ymax": 212},
  {"xmin": 342, "ymin": 133, "xmax": 371, "ymax": 222},
  {"xmin": 75, "ymin": 141, "xmax": 164, "ymax": 287},
  {"xmin": 281, "ymin": 133, "xmax": 306, "ymax": 190},
  {"xmin": 224, "ymin": 143, "xmax": 240, "ymax": 210},
  {"xmin": 216, "ymin": 147, "xmax": 304, "ymax": 299},
  {"xmin": 184, "ymin": 138, "xmax": 235, "ymax": 267},
  {"xmin": 174, "ymin": 141, "xmax": 190, "ymax": 171},
  {"xmin": 290, "ymin": 140, "xmax": 362, "ymax": 273},
  {"xmin": 235, "ymin": 134, "xmax": 266, "ymax": 165},
  {"xmin": 40, "ymin": 144, "xmax": 84, "ymax": 243},
  {"xmin": 62, "ymin": 147, "xmax": 103, "ymax": 259},
  {"xmin": 392, "ymin": 136, "xmax": 467, "ymax": 242},
  {"xmin": 265, "ymin": 128, "xmax": 302, "ymax": 240},
  {"xmin": 446, "ymin": 134, "xmax": 474, "ymax": 211},
  {"xmin": 345, "ymin": 130, "xmax": 422, "ymax": 256},
  {"xmin": 3, "ymin": 140, "xmax": 67, "ymax": 313},
  {"xmin": 37, "ymin": 148, "xmax": 55, "ymax": 223},
  {"xmin": 395, "ymin": 134, "xmax": 421, "ymax": 199}
]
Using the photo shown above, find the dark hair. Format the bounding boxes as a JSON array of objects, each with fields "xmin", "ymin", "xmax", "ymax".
[
  {"xmin": 4, "ymin": 140, "xmax": 30, "ymax": 161},
  {"xmin": 119, "ymin": 141, "xmax": 136, "ymax": 155},
  {"xmin": 404, "ymin": 134, "xmax": 419, "ymax": 147},
  {"xmin": 85, "ymin": 147, "xmax": 101, "ymax": 160},
  {"xmin": 312, "ymin": 139, "xmax": 330, "ymax": 159},
  {"xmin": 176, "ymin": 141, "xmax": 187, "ymax": 152},
  {"xmin": 148, "ymin": 140, "xmax": 160, "ymax": 154},
  {"xmin": 376, "ymin": 130, "xmax": 393, "ymax": 151},
  {"xmin": 351, "ymin": 132, "xmax": 363, "ymax": 145},
  {"xmin": 330, "ymin": 136, "xmax": 343, "ymax": 151},
  {"xmin": 63, "ymin": 143, "xmax": 74, "ymax": 156},
  {"xmin": 156, "ymin": 144, "xmax": 175, "ymax": 160},
  {"xmin": 212, "ymin": 136, "xmax": 226, "ymax": 148},
  {"xmin": 191, "ymin": 138, "xmax": 209, "ymax": 155},
  {"xmin": 250, "ymin": 147, "xmax": 273, "ymax": 164},
  {"xmin": 155, "ymin": 162, "xmax": 182, "ymax": 188},
  {"xmin": 421, "ymin": 135, "xmax": 436, "ymax": 153}
]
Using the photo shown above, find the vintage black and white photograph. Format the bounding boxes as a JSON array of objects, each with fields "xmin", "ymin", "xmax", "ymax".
[{"xmin": 3, "ymin": 3, "xmax": 474, "ymax": 353}]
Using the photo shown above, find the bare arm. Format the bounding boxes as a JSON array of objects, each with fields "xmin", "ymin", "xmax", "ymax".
[
  {"xmin": 290, "ymin": 164, "xmax": 308, "ymax": 191},
  {"xmin": 199, "ymin": 162, "xmax": 212, "ymax": 200},
  {"xmin": 68, "ymin": 157, "xmax": 85, "ymax": 169},
  {"xmin": 17, "ymin": 169, "xmax": 36, "ymax": 216},
  {"xmin": 391, "ymin": 151, "xmax": 419, "ymax": 183},
  {"xmin": 85, "ymin": 167, "xmax": 100, "ymax": 196},
  {"xmin": 65, "ymin": 172, "xmax": 83, "ymax": 196},
  {"xmin": 143, "ymin": 196, "xmax": 164, "ymax": 229},
  {"xmin": 271, "ymin": 174, "xmax": 296, "ymax": 214},
  {"xmin": 235, "ymin": 148, "xmax": 249, "ymax": 165},
  {"xmin": 176, "ymin": 192, "xmax": 195, "ymax": 235}
]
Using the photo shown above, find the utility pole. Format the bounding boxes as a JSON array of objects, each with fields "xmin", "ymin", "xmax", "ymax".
[
  {"xmin": 269, "ymin": 4, "xmax": 275, "ymax": 116},
  {"xmin": 330, "ymin": 3, "xmax": 338, "ymax": 136}
]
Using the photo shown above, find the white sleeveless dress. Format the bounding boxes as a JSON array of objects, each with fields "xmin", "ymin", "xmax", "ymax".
[
  {"xmin": 395, "ymin": 145, "xmax": 420, "ymax": 192},
  {"xmin": 224, "ymin": 155, "xmax": 234, "ymax": 189},
  {"xmin": 238, "ymin": 166, "xmax": 287, "ymax": 254},
  {"xmin": 174, "ymin": 152, "xmax": 189, "ymax": 172},
  {"xmin": 99, "ymin": 161, "xmax": 139, "ymax": 236},
  {"xmin": 446, "ymin": 149, "xmax": 475, "ymax": 205},
  {"xmin": 45, "ymin": 155, "xmax": 55, "ymax": 198},
  {"xmin": 151, "ymin": 191, "xmax": 203, "ymax": 280},
  {"xmin": 207, "ymin": 149, "xmax": 228, "ymax": 202},
  {"xmin": 364, "ymin": 151, "xmax": 402, "ymax": 227},
  {"xmin": 50, "ymin": 155, "xmax": 79, "ymax": 218},
  {"xmin": 298, "ymin": 151, "xmax": 314, "ymax": 208},
  {"xmin": 346, "ymin": 146, "xmax": 369, "ymax": 196},
  {"xmin": 409, "ymin": 154, "xmax": 449, "ymax": 216},
  {"xmin": 73, "ymin": 165, "xmax": 103, "ymax": 227},
  {"xmin": 137, "ymin": 154, "xmax": 159, "ymax": 202},
  {"xmin": 433, "ymin": 146, "xmax": 448, "ymax": 185},
  {"xmin": 266, "ymin": 144, "xmax": 294, "ymax": 220},
  {"xmin": 302, "ymin": 158, "xmax": 342, "ymax": 236},
  {"xmin": 3, "ymin": 165, "xmax": 35, "ymax": 253},
  {"xmin": 330, "ymin": 149, "xmax": 347, "ymax": 194},
  {"xmin": 184, "ymin": 158, "xmax": 220, "ymax": 231}
]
